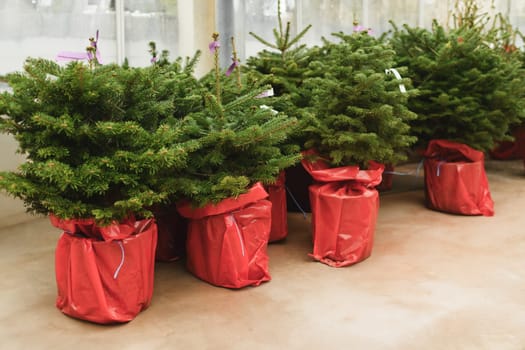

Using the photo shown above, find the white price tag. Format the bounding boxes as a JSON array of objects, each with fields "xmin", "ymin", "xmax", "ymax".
[{"xmin": 385, "ymin": 68, "xmax": 407, "ymax": 93}]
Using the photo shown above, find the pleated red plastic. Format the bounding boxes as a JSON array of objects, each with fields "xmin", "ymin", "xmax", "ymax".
[
  {"xmin": 302, "ymin": 152, "xmax": 384, "ymax": 267},
  {"xmin": 490, "ymin": 126, "xmax": 525, "ymax": 160},
  {"xmin": 177, "ymin": 183, "xmax": 272, "ymax": 288},
  {"xmin": 302, "ymin": 150, "xmax": 384, "ymax": 185},
  {"xmin": 52, "ymin": 217, "xmax": 157, "ymax": 324},
  {"xmin": 423, "ymin": 139, "xmax": 494, "ymax": 216},
  {"xmin": 266, "ymin": 171, "xmax": 288, "ymax": 242},
  {"xmin": 377, "ymin": 163, "xmax": 394, "ymax": 192}
]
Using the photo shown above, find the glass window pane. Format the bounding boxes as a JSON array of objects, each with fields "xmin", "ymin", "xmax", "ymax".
[
  {"xmin": 418, "ymin": 0, "xmax": 449, "ymax": 29},
  {"xmin": 123, "ymin": 0, "xmax": 178, "ymax": 67},
  {"xmin": 242, "ymin": 0, "xmax": 297, "ymax": 58},
  {"xmin": 368, "ymin": 0, "xmax": 419, "ymax": 34},
  {"xmin": 0, "ymin": 0, "xmax": 116, "ymax": 75},
  {"xmin": 241, "ymin": 0, "xmax": 364, "ymax": 59},
  {"xmin": 507, "ymin": 0, "xmax": 524, "ymax": 46},
  {"xmin": 299, "ymin": 0, "xmax": 363, "ymax": 44}
]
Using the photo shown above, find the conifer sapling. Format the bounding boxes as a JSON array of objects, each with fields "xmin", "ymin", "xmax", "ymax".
[
  {"xmin": 301, "ymin": 30, "xmax": 417, "ymax": 167},
  {"xmin": 0, "ymin": 35, "xmax": 200, "ymax": 224},
  {"xmin": 174, "ymin": 33, "xmax": 300, "ymax": 206}
]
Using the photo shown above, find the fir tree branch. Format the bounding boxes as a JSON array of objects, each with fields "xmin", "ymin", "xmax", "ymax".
[
  {"xmin": 222, "ymin": 85, "xmax": 271, "ymax": 112},
  {"xmin": 287, "ymin": 24, "xmax": 313, "ymax": 48},
  {"xmin": 248, "ymin": 31, "xmax": 279, "ymax": 50},
  {"xmin": 283, "ymin": 21, "xmax": 291, "ymax": 51},
  {"xmin": 212, "ymin": 32, "xmax": 222, "ymax": 105},
  {"xmin": 231, "ymin": 37, "xmax": 242, "ymax": 89},
  {"xmin": 277, "ymin": 0, "xmax": 284, "ymax": 40},
  {"xmin": 184, "ymin": 50, "xmax": 202, "ymax": 75}
]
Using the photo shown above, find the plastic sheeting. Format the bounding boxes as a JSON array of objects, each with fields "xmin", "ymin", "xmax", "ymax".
[
  {"xmin": 302, "ymin": 152, "xmax": 384, "ymax": 267},
  {"xmin": 377, "ymin": 164, "xmax": 394, "ymax": 192},
  {"xmin": 266, "ymin": 171, "xmax": 288, "ymax": 242},
  {"xmin": 424, "ymin": 139, "xmax": 494, "ymax": 216},
  {"xmin": 51, "ymin": 216, "xmax": 157, "ymax": 324},
  {"xmin": 177, "ymin": 183, "xmax": 272, "ymax": 289},
  {"xmin": 490, "ymin": 126, "xmax": 525, "ymax": 161}
]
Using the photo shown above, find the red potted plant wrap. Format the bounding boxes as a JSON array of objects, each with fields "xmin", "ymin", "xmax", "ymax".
[
  {"xmin": 177, "ymin": 183, "xmax": 272, "ymax": 289},
  {"xmin": 423, "ymin": 139, "xmax": 494, "ymax": 216},
  {"xmin": 265, "ymin": 171, "xmax": 288, "ymax": 242},
  {"xmin": 50, "ymin": 215, "xmax": 157, "ymax": 324},
  {"xmin": 377, "ymin": 163, "xmax": 394, "ymax": 192},
  {"xmin": 490, "ymin": 126, "xmax": 525, "ymax": 161},
  {"xmin": 302, "ymin": 151, "xmax": 384, "ymax": 267}
]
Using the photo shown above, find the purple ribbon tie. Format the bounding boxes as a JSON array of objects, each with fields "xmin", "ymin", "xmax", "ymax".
[
  {"xmin": 209, "ymin": 40, "xmax": 220, "ymax": 53},
  {"xmin": 56, "ymin": 30, "xmax": 102, "ymax": 64},
  {"xmin": 225, "ymin": 59, "xmax": 240, "ymax": 76},
  {"xmin": 56, "ymin": 51, "xmax": 90, "ymax": 62},
  {"xmin": 353, "ymin": 25, "xmax": 374, "ymax": 35}
]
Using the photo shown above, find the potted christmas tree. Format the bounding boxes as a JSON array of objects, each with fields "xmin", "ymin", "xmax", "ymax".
[
  {"xmin": 0, "ymin": 38, "xmax": 198, "ymax": 323},
  {"xmin": 199, "ymin": 33, "xmax": 300, "ymax": 243},
  {"xmin": 176, "ymin": 33, "xmax": 300, "ymax": 289},
  {"xmin": 146, "ymin": 42, "xmax": 206, "ymax": 262},
  {"xmin": 482, "ymin": 13, "xmax": 525, "ymax": 164},
  {"xmin": 388, "ymin": 1, "xmax": 525, "ymax": 215},
  {"xmin": 298, "ymin": 30, "xmax": 417, "ymax": 267},
  {"xmin": 246, "ymin": 0, "xmax": 315, "ymax": 215}
]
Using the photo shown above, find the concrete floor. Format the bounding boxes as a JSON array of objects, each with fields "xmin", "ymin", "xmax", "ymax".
[{"xmin": 1, "ymin": 160, "xmax": 524, "ymax": 350}]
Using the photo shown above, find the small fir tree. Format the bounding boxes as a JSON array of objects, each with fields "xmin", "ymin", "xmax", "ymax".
[
  {"xmin": 198, "ymin": 35, "xmax": 301, "ymax": 162},
  {"xmin": 173, "ymin": 33, "xmax": 300, "ymax": 206},
  {"xmin": 246, "ymin": 0, "xmax": 312, "ymax": 103},
  {"xmin": 0, "ymin": 54, "xmax": 199, "ymax": 224},
  {"xmin": 451, "ymin": 0, "xmax": 525, "ymax": 143},
  {"xmin": 245, "ymin": 0, "xmax": 314, "ymax": 145},
  {"xmin": 300, "ymin": 31, "xmax": 417, "ymax": 167},
  {"xmin": 388, "ymin": 18, "xmax": 525, "ymax": 151}
]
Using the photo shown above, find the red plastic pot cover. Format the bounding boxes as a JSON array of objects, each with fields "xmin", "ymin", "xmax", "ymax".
[
  {"xmin": 49, "ymin": 215, "xmax": 100, "ymax": 238},
  {"xmin": 177, "ymin": 183, "xmax": 272, "ymax": 289},
  {"xmin": 490, "ymin": 126, "xmax": 525, "ymax": 160},
  {"xmin": 302, "ymin": 152, "xmax": 384, "ymax": 267},
  {"xmin": 53, "ymin": 218, "xmax": 157, "ymax": 324},
  {"xmin": 376, "ymin": 163, "xmax": 394, "ymax": 192},
  {"xmin": 49, "ymin": 214, "xmax": 138, "ymax": 241},
  {"xmin": 309, "ymin": 182, "xmax": 379, "ymax": 267},
  {"xmin": 265, "ymin": 171, "xmax": 288, "ymax": 242},
  {"xmin": 423, "ymin": 139, "xmax": 494, "ymax": 216},
  {"xmin": 301, "ymin": 150, "xmax": 384, "ymax": 186},
  {"xmin": 152, "ymin": 206, "xmax": 187, "ymax": 262},
  {"xmin": 490, "ymin": 140, "xmax": 518, "ymax": 160}
]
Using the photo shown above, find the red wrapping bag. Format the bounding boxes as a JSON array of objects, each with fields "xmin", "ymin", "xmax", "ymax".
[
  {"xmin": 265, "ymin": 171, "xmax": 288, "ymax": 242},
  {"xmin": 423, "ymin": 139, "xmax": 494, "ymax": 216},
  {"xmin": 51, "ymin": 216, "xmax": 157, "ymax": 324},
  {"xmin": 490, "ymin": 140, "xmax": 519, "ymax": 160},
  {"xmin": 177, "ymin": 183, "xmax": 272, "ymax": 289},
  {"xmin": 377, "ymin": 163, "xmax": 394, "ymax": 192},
  {"xmin": 490, "ymin": 126, "xmax": 525, "ymax": 160},
  {"xmin": 302, "ymin": 152, "xmax": 384, "ymax": 267}
]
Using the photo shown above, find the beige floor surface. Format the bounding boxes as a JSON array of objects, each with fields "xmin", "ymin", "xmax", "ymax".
[{"xmin": 0, "ymin": 160, "xmax": 524, "ymax": 350}]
